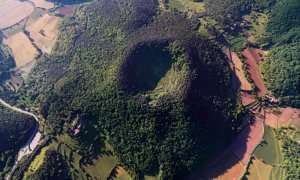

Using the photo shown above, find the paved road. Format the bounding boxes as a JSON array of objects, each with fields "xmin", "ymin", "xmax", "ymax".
[{"xmin": 0, "ymin": 98, "xmax": 41, "ymax": 180}]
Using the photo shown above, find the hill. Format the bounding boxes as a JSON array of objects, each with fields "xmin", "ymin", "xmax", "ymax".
[
  {"xmin": 0, "ymin": 104, "xmax": 36, "ymax": 177},
  {"xmin": 21, "ymin": 0, "xmax": 242, "ymax": 179},
  {"xmin": 260, "ymin": 0, "xmax": 300, "ymax": 107}
]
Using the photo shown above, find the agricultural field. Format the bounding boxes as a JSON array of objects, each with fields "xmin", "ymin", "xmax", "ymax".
[
  {"xmin": 111, "ymin": 166, "xmax": 131, "ymax": 180},
  {"xmin": 192, "ymin": 117, "xmax": 264, "ymax": 180},
  {"xmin": 242, "ymin": 47, "xmax": 267, "ymax": 97},
  {"xmin": 168, "ymin": 0, "xmax": 205, "ymax": 14},
  {"xmin": 59, "ymin": 5, "xmax": 77, "ymax": 15},
  {"xmin": 29, "ymin": 0, "xmax": 55, "ymax": 10},
  {"xmin": 203, "ymin": 152, "xmax": 245, "ymax": 180},
  {"xmin": 225, "ymin": 49, "xmax": 252, "ymax": 91},
  {"xmin": 264, "ymin": 107, "xmax": 300, "ymax": 128},
  {"xmin": 2, "ymin": 8, "xmax": 47, "ymax": 37},
  {"xmin": 0, "ymin": 0, "xmax": 34, "ymax": 30},
  {"xmin": 246, "ymin": 157, "xmax": 273, "ymax": 180},
  {"xmin": 246, "ymin": 127, "xmax": 300, "ymax": 179},
  {"xmin": 84, "ymin": 154, "xmax": 119, "ymax": 180},
  {"xmin": 3, "ymin": 32, "xmax": 38, "ymax": 68},
  {"xmin": 25, "ymin": 14, "xmax": 60, "ymax": 54},
  {"xmin": 254, "ymin": 126, "xmax": 280, "ymax": 166}
]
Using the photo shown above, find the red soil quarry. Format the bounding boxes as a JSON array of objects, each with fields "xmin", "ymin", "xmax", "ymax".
[
  {"xmin": 59, "ymin": 5, "xmax": 76, "ymax": 15},
  {"xmin": 242, "ymin": 47, "xmax": 267, "ymax": 97}
]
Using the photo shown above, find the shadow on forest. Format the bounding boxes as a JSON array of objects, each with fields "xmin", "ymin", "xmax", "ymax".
[{"xmin": 188, "ymin": 115, "xmax": 258, "ymax": 179}]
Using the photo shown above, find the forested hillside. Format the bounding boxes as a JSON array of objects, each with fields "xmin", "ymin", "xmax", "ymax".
[
  {"xmin": 0, "ymin": 105, "xmax": 36, "ymax": 178},
  {"xmin": 260, "ymin": 0, "xmax": 300, "ymax": 107},
  {"xmin": 275, "ymin": 127, "xmax": 300, "ymax": 179},
  {"xmin": 25, "ymin": 149, "xmax": 71, "ymax": 180},
  {"xmin": 205, "ymin": 0, "xmax": 300, "ymax": 107},
  {"xmin": 0, "ymin": 33, "xmax": 14, "ymax": 85},
  {"xmin": 21, "ymin": 0, "xmax": 242, "ymax": 179}
]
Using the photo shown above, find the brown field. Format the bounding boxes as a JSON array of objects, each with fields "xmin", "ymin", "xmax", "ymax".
[
  {"xmin": 189, "ymin": 117, "xmax": 264, "ymax": 180},
  {"xmin": 264, "ymin": 111, "xmax": 278, "ymax": 128},
  {"xmin": 278, "ymin": 108, "xmax": 300, "ymax": 127},
  {"xmin": 30, "ymin": 0, "xmax": 55, "ymax": 10},
  {"xmin": 225, "ymin": 49, "xmax": 252, "ymax": 91},
  {"xmin": 0, "ymin": 0, "xmax": 34, "ymax": 29},
  {"xmin": 4, "ymin": 32, "xmax": 38, "ymax": 68},
  {"xmin": 240, "ymin": 91, "xmax": 256, "ymax": 106},
  {"xmin": 242, "ymin": 47, "xmax": 267, "ymax": 97},
  {"xmin": 59, "ymin": 5, "xmax": 76, "ymax": 15},
  {"xmin": 264, "ymin": 107, "xmax": 300, "ymax": 128},
  {"xmin": 26, "ymin": 14, "xmax": 60, "ymax": 54},
  {"xmin": 230, "ymin": 118, "xmax": 264, "ymax": 164},
  {"xmin": 204, "ymin": 153, "xmax": 245, "ymax": 180}
]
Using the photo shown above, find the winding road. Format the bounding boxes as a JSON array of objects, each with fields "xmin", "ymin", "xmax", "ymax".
[{"xmin": 0, "ymin": 98, "xmax": 42, "ymax": 180}]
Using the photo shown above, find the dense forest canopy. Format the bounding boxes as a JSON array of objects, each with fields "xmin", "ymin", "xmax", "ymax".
[
  {"xmin": 21, "ymin": 0, "xmax": 242, "ymax": 178},
  {"xmin": 275, "ymin": 127, "xmax": 300, "ymax": 179},
  {"xmin": 0, "ymin": 0, "xmax": 298, "ymax": 179},
  {"xmin": 260, "ymin": 0, "xmax": 300, "ymax": 107},
  {"xmin": 0, "ymin": 105, "xmax": 36, "ymax": 177}
]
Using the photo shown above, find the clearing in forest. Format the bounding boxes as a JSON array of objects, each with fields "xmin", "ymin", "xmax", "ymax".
[
  {"xmin": 26, "ymin": 14, "xmax": 60, "ymax": 54},
  {"xmin": 4, "ymin": 32, "xmax": 38, "ymax": 68},
  {"xmin": 243, "ymin": 12, "xmax": 268, "ymax": 43},
  {"xmin": 168, "ymin": 0, "xmax": 205, "ymax": 14},
  {"xmin": 84, "ymin": 153, "xmax": 119, "ymax": 180},
  {"xmin": 30, "ymin": 0, "xmax": 55, "ymax": 10},
  {"xmin": 225, "ymin": 49, "xmax": 252, "ymax": 91},
  {"xmin": 0, "ymin": 0, "xmax": 34, "ymax": 29}
]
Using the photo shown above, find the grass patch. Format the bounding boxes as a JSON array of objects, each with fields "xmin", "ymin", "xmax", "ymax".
[
  {"xmin": 84, "ymin": 153, "xmax": 119, "ymax": 180},
  {"xmin": 24, "ymin": 140, "xmax": 59, "ymax": 178},
  {"xmin": 116, "ymin": 172, "xmax": 131, "ymax": 180},
  {"xmin": 246, "ymin": 158, "xmax": 273, "ymax": 180},
  {"xmin": 25, "ymin": 146, "xmax": 49, "ymax": 175},
  {"xmin": 229, "ymin": 36, "xmax": 248, "ymax": 52},
  {"xmin": 168, "ymin": 0, "xmax": 205, "ymax": 14},
  {"xmin": 254, "ymin": 126, "xmax": 278, "ymax": 165},
  {"xmin": 244, "ymin": 11, "xmax": 268, "ymax": 42},
  {"xmin": 3, "ymin": 8, "xmax": 47, "ymax": 37},
  {"xmin": 198, "ymin": 18, "xmax": 211, "ymax": 37},
  {"xmin": 144, "ymin": 175, "xmax": 160, "ymax": 180}
]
